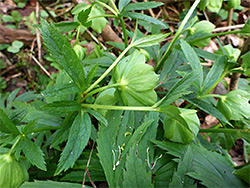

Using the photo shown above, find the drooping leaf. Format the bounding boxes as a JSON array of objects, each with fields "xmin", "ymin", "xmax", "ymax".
[
  {"xmin": 233, "ymin": 163, "xmax": 250, "ymax": 184},
  {"xmin": 86, "ymin": 108, "xmax": 108, "ymax": 126},
  {"xmin": 123, "ymin": 144, "xmax": 153, "ymax": 188},
  {"xmin": 55, "ymin": 111, "xmax": 91, "ymax": 175},
  {"xmin": 21, "ymin": 137, "xmax": 46, "ymax": 171},
  {"xmin": 0, "ymin": 108, "xmax": 20, "ymax": 135},
  {"xmin": 39, "ymin": 19, "xmax": 85, "ymax": 91},
  {"xmin": 20, "ymin": 180, "xmax": 82, "ymax": 188}
]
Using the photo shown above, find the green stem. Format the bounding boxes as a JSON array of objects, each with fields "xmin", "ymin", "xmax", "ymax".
[
  {"xmin": 199, "ymin": 128, "xmax": 249, "ymax": 134},
  {"xmin": 82, "ymin": 103, "xmax": 157, "ymax": 112},
  {"xmin": 155, "ymin": 0, "xmax": 201, "ymax": 72},
  {"xmin": 88, "ymin": 14, "xmax": 117, "ymax": 20},
  {"xmin": 203, "ymin": 124, "xmax": 221, "ymax": 139},
  {"xmin": 95, "ymin": 1, "xmax": 118, "ymax": 16},
  {"xmin": 84, "ymin": 45, "xmax": 131, "ymax": 94},
  {"xmin": 84, "ymin": 83, "xmax": 122, "ymax": 99},
  {"xmin": 75, "ymin": 26, "xmax": 81, "ymax": 45},
  {"xmin": 197, "ymin": 94, "xmax": 224, "ymax": 100},
  {"xmin": 119, "ymin": 15, "xmax": 129, "ymax": 49},
  {"xmin": 109, "ymin": 0, "xmax": 120, "ymax": 14},
  {"xmin": 189, "ymin": 30, "xmax": 242, "ymax": 45},
  {"xmin": 32, "ymin": 126, "xmax": 61, "ymax": 133},
  {"xmin": 8, "ymin": 135, "xmax": 22, "ymax": 155}
]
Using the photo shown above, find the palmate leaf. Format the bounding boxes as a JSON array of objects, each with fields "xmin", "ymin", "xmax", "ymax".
[
  {"xmin": 20, "ymin": 137, "xmax": 46, "ymax": 171},
  {"xmin": 123, "ymin": 144, "xmax": 153, "ymax": 188},
  {"xmin": 55, "ymin": 111, "xmax": 91, "ymax": 175},
  {"xmin": 40, "ymin": 19, "xmax": 85, "ymax": 91}
]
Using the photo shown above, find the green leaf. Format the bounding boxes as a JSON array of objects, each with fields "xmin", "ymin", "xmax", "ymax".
[
  {"xmin": 21, "ymin": 137, "xmax": 46, "ymax": 171},
  {"xmin": 132, "ymin": 33, "xmax": 169, "ymax": 48},
  {"xmin": 55, "ymin": 111, "xmax": 91, "ymax": 175},
  {"xmin": 123, "ymin": 2, "xmax": 163, "ymax": 12},
  {"xmin": 118, "ymin": 0, "xmax": 131, "ymax": 12},
  {"xmin": 201, "ymin": 56, "xmax": 226, "ymax": 94},
  {"xmin": 233, "ymin": 163, "xmax": 250, "ymax": 184},
  {"xmin": 124, "ymin": 12, "xmax": 166, "ymax": 28},
  {"xmin": 0, "ymin": 108, "xmax": 20, "ymax": 135},
  {"xmin": 22, "ymin": 119, "xmax": 38, "ymax": 135},
  {"xmin": 86, "ymin": 64, "xmax": 98, "ymax": 86},
  {"xmin": 86, "ymin": 108, "xmax": 108, "ymax": 126},
  {"xmin": 54, "ymin": 22, "xmax": 80, "ymax": 32},
  {"xmin": 41, "ymin": 101, "xmax": 81, "ymax": 114},
  {"xmin": 7, "ymin": 88, "xmax": 20, "ymax": 110},
  {"xmin": 12, "ymin": 40, "xmax": 23, "ymax": 48},
  {"xmin": 169, "ymin": 147, "xmax": 196, "ymax": 188},
  {"xmin": 180, "ymin": 39, "xmax": 202, "ymax": 86},
  {"xmin": 123, "ymin": 144, "xmax": 153, "ymax": 188},
  {"xmin": 158, "ymin": 71, "xmax": 198, "ymax": 106},
  {"xmin": 40, "ymin": 19, "xmax": 85, "ymax": 91},
  {"xmin": 186, "ymin": 98, "xmax": 231, "ymax": 125},
  {"xmin": 206, "ymin": 0, "xmax": 223, "ymax": 13},
  {"xmin": 78, "ymin": 8, "xmax": 92, "ymax": 28},
  {"xmin": 20, "ymin": 180, "xmax": 82, "ymax": 188},
  {"xmin": 242, "ymin": 51, "xmax": 250, "ymax": 76},
  {"xmin": 41, "ymin": 83, "xmax": 81, "ymax": 98},
  {"xmin": 97, "ymin": 110, "xmax": 123, "ymax": 188}
]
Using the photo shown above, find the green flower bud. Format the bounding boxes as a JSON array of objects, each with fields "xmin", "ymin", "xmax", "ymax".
[
  {"xmin": 0, "ymin": 153, "xmax": 29, "ymax": 188},
  {"xmin": 73, "ymin": 44, "xmax": 86, "ymax": 60},
  {"xmin": 228, "ymin": 0, "xmax": 241, "ymax": 9}
]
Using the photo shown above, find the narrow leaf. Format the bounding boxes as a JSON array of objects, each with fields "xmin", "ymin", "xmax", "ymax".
[
  {"xmin": 23, "ymin": 119, "xmax": 38, "ymax": 135},
  {"xmin": 123, "ymin": 2, "xmax": 163, "ymax": 12},
  {"xmin": 86, "ymin": 108, "xmax": 108, "ymax": 126},
  {"xmin": 0, "ymin": 108, "xmax": 20, "ymax": 135},
  {"xmin": 132, "ymin": 33, "xmax": 169, "ymax": 48},
  {"xmin": 41, "ymin": 84, "xmax": 80, "ymax": 98},
  {"xmin": 20, "ymin": 180, "xmax": 82, "ymax": 188},
  {"xmin": 118, "ymin": 0, "xmax": 131, "ymax": 12},
  {"xmin": 40, "ymin": 19, "xmax": 85, "ymax": 90},
  {"xmin": 21, "ymin": 137, "xmax": 46, "ymax": 171},
  {"xmin": 41, "ymin": 101, "xmax": 81, "ymax": 113},
  {"xmin": 55, "ymin": 111, "xmax": 91, "ymax": 175}
]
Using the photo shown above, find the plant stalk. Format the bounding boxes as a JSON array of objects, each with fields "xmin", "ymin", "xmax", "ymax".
[
  {"xmin": 199, "ymin": 128, "xmax": 249, "ymax": 134},
  {"xmin": 8, "ymin": 135, "xmax": 22, "ymax": 155},
  {"xmin": 84, "ymin": 45, "xmax": 131, "ymax": 94},
  {"xmin": 155, "ymin": 0, "xmax": 201, "ymax": 72},
  {"xmin": 82, "ymin": 103, "xmax": 157, "ymax": 112},
  {"xmin": 119, "ymin": 15, "xmax": 129, "ymax": 49}
]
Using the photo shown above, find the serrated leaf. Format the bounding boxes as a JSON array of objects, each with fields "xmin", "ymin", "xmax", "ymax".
[
  {"xmin": 169, "ymin": 146, "xmax": 196, "ymax": 188},
  {"xmin": 86, "ymin": 64, "xmax": 98, "ymax": 86},
  {"xmin": 124, "ymin": 12, "xmax": 166, "ymax": 28},
  {"xmin": 41, "ymin": 101, "xmax": 81, "ymax": 113},
  {"xmin": 55, "ymin": 111, "xmax": 91, "ymax": 175},
  {"xmin": 41, "ymin": 83, "xmax": 80, "ymax": 98},
  {"xmin": 20, "ymin": 180, "xmax": 82, "ymax": 188},
  {"xmin": 40, "ymin": 19, "xmax": 85, "ymax": 91},
  {"xmin": 186, "ymin": 98, "xmax": 231, "ymax": 125},
  {"xmin": 123, "ymin": 2, "xmax": 163, "ymax": 12},
  {"xmin": 132, "ymin": 33, "xmax": 169, "ymax": 48},
  {"xmin": 22, "ymin": 119, "xmax": 38, "ymax": 135},
  {"xmin": 21, "ymin": 137, "xmax": 46, "ymax": 171},
  {"xmin": 123, "ymin": 144, "xmax": 153, "ymax": 188},
  {"xmin": 7, "ymin": 88, "xmax": 20, "ymax": 109},
  {"xmin": 0, "ymin": 108, "xmax": 20, "ymax": 135},
  {"xmin": 54, "ymin": 21, "xmax": 80, "ymax": 32},
  {"xmin": 78, "ymin": 8, "xmax": 92, "ymax": 27},
  {"xmin": 158, "ymin": 71, "xmax": 198, "ymax": 106},
  {"xmin": 180, "ymin": 39, "xmax": 202, "ymax": 87}
]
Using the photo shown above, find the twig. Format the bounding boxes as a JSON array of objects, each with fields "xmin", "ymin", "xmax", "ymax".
[
  {"xmin": 86, "ymin": 29, "xmax": 107, "ymax": 50},
  {"xmin": 144, "ymin": 0, "xmax": 155, "ymax": 18},
  {"xmin": 31, "ymin": 54, "xmax": 53, "ymax": 79},
  {"xmin": 0, "ymin": 51, "xmax": 12, "ymax": 66},
  {"xmin": 82, "ymin": 141, "xmax": 96, "ymax": 188},
  {"xmin": 5, "ymin": 72, "xmax": 22, "ymax": 82},
  {"xmin": 212, "ymin": 24, "xmax": 245, "ymax": 32},
  {"xmin": 37, "ymin": 0, "xmax": 57, "ymax": 22},
  {"xmin": 1, "ymin": 64, "xmax": 16, "ymax": 75},
  {"xmin": 87, "ymin": 170, "xmax": 97, "ymax": 188},
  {"xmin": 36, "ymin": 2, "xmax": 42, "ymax": 62}
]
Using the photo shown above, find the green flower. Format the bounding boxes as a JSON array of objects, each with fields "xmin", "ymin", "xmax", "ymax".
[
  {"xmin": 163, "ymin": 108, "xmax": 200, "ymax": 143},
  {"xmin": 112, "ymin": 50, "xmax": 159, "ymax": 106},
  {"xmin": 217, "ymin": 90, "xmax": 250, "ymax": 121},
  {"xmin": 0, "ymin": 153, "xmax": 29, "ymax": 188}
]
